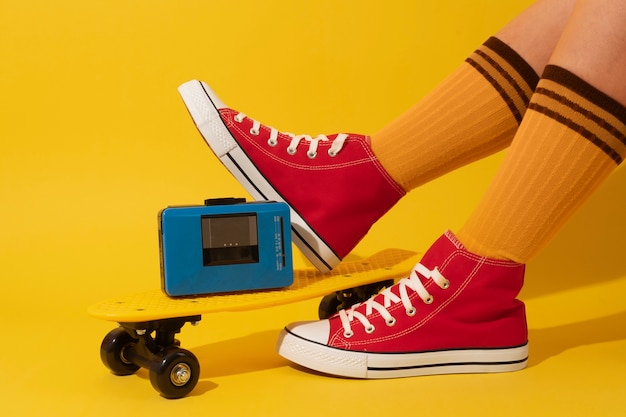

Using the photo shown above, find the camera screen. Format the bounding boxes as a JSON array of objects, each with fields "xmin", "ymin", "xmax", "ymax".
[{"xmin": 201, "ymin": 213, "xmax": 259, "ymax": 266}]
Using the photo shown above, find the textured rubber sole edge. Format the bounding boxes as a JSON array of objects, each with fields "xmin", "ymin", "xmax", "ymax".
[
  {"xmin": 178, "ymin": 80, "xmax": 341, "ymax": 272},
  {"xmin": 277, "ymin": 328, "xmax": 529, "ymax": 379}
]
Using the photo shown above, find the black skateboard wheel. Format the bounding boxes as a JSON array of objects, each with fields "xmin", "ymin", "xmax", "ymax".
[
  {"xmin": 100, "ymin": 327, "xmax": 141, "ymax": 376},
  {"xmin": 149, "ymin": 347, "xmax": 200, "ymax": 399}
]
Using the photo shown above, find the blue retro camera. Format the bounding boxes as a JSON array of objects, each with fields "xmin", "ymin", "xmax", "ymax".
[{"xmin": 159, "ymin": 198, "xmax": 293, "ymax": 296}]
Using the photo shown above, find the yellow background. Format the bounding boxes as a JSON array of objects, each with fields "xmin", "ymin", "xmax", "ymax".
[{"xmin": 2, "ymin": 0, "xmax": 626, "ymax": 415}]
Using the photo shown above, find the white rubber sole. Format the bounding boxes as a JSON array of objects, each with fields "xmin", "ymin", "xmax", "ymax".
[
  {"xmin": 277, "ymin": 327, "xmax": 529, "ymax": 379},
  {"xmin": 178, "ymin": 80, "xmax": 341, "ymax": 272}
]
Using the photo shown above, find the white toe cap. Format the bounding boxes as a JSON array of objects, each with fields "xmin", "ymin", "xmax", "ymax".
[{"xmin": 285, "ymin": 320, "xmax": 331, "ymax": 345}]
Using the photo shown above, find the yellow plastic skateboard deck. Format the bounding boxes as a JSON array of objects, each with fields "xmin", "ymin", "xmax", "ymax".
[
  {"xmin": 90, "ymin": 248, "xmax": 419, "ymax": 399},
  {"xmin": 89, "ymin": 248, "xmax": 419, "ymax": 321}
]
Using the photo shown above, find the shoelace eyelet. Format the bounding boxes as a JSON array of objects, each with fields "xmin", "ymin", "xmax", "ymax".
[
  {"xmin": 442, "ymin": 279, "xmax": 450, "ymax": 289},
  {"xmin": 250, "ymin": 128, "xmax": 260, "ymax": 136},
  {"xmin": 343, "ymin": 330, "xmax": 354, "ymax": 338},
  {"xmin": 234, "ymin": 114, "xmax": 245, "ymax": 123},
  {"xmin": 328, "ymin": 149, "xmax": 337, "ymax": 157},
  {"xmin": 424, "ymin": 295, "xmax": 434, "ymax": 305},
  {"xmin": 307, "ymin": 151, "xmax": 317, "ymax": 159},
  {"xmin": 386, "ymin": 317, "xmax": 396, "ymax": 327},
  {"xmin": 287, "ymin": 147, "xmax": 297, "ymax": 155},
  {"xmin": 406, "ymin": 307, "xmax": 416, "ymax": 317},
  {"xmin": 267, "ymin": 138, "xmax": 278, "ymax": 147},
  {"xmin": 365, "ymin": 325, "xmax": 375, "ymax": 334}
]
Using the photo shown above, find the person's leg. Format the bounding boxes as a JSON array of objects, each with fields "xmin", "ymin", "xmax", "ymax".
[
  {"xmin": 372, "ymin": 0, "xmax": 574, "ymax": 190},
  {"xmin": 277, "ymin": 0, "xmax": 626, "ymax": 378},
  {"xmin": 457, "ymin": 0, "xmax": 626, "ymax": 262},
  {"xmin": 179, "ymin": 0, "xmax": 573, "ymax": 271}
]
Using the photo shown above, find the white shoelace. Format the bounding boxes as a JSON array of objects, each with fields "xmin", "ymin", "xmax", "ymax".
[
  {"xmin": 338, "ymin": 263, "xmax": 450, "ymax": 338},
  {"xmin": 234, "ymin": 112, "xmax": 348, "ymax": 158}
]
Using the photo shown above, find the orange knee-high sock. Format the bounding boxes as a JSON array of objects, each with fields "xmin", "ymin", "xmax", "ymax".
[
  {"xmin": 372, "ymin": 37, "xmax": 538, "ymax": 191},
  {"xmin": 457, "ymin": 65, "xmax": 626, "ymax": 263}
]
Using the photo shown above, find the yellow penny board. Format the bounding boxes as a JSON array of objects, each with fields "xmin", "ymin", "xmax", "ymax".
[
  {"xmin": 92, "ymin": 248, "xmax": 419, "ymax": 398},
  {"xmin": 89, "ymin": 248, "xmax": 420, "ymax": 322}
]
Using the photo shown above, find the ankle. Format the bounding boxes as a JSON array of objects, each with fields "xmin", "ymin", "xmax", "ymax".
[{"xmin": 454, "ymin": 229, "xmax": 525, "ymax": 263}]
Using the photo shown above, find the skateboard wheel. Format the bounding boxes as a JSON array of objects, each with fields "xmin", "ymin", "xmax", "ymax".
[
  {"xmin": 149, "ymin": 348, "xmax": 200, "ymax": 399},
  {"xmin": 317, "ymin": 279, "xmax": 396, "ymax": 319},
  {"xmin": 318, "ymin": 293, "xmax": 342, "ymax": 319},
  {"xmin": 100, "ymin": 327, "xmax": 141, "ymax": 376}
]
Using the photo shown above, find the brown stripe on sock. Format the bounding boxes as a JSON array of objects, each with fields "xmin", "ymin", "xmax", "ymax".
[
  {"xmin": 466, "ymin": 57, "xmax": 526, "ymax": 123},
  {"xmin": 542, "ymin": 65, "xmax": 626, "ymax": 124},
  {"xmin": 529, "ymin": 66, "xmax": 626, "ymax": 165},
  {"xmin": 533, "ymin": 84, "xmax": 626, "ymax": 156},
  {"xmin": 468, "ymin": 51, "xmax": 527, "ymax": 124},
  {"xmin": 466, "ymin": 37, "xmax": 538, "ymax": 124},
  {"xmin": 483, "ymin": 37, "xmax": 539, "ymax": 95},
  {"xmin": 528, "ymin": 101, "xmax": 623, "ymax": 164}
]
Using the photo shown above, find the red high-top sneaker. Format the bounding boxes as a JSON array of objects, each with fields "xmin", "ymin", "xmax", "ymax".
[
  {"xmin": 277, "ymin": 231, "xmax": 528, "ymax": 378},
  {"xmin": 178, "ymin": 80, "xmax": 406, "ymax": 272}
]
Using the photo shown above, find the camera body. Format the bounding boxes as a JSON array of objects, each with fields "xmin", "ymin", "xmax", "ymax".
[{"xmin": 159, "ymin": 198, "xmax": 293, "ymax": 296}]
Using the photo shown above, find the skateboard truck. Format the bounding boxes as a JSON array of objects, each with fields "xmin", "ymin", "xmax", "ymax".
[{"xmin": 100, "ymin": 316, "xmax": 202, "ymax": 399}]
